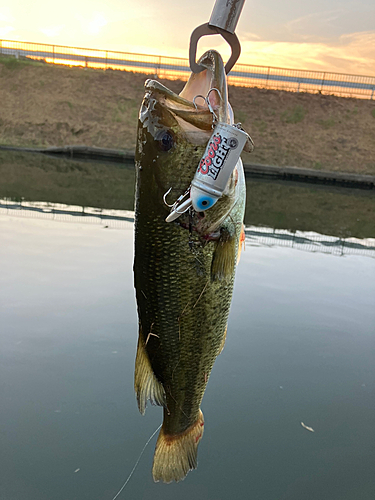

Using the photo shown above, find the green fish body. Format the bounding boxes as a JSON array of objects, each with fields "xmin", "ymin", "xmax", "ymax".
[{"xmin": 134, "ymin": 50, "xmax": 247, "ymax": 483}]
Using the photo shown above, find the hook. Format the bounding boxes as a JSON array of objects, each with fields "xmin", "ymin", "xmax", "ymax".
[
  {"xmin": 193, "ymin": 95, "xmax": 207, "ymax": 110},
  {"xmin": 192, "ymin": 88, "xmax": 222, "ymax": 126},
  {"xmin": 206, "ymin": 88, "xmax": 223, "ymax": 102},
  {"xmin": 206, "ymin": 87, "xmax": 222, "ymax": 124},
  {"xmin": 163, "ymin": 188, "xmax": 175, "ymax": 207}
]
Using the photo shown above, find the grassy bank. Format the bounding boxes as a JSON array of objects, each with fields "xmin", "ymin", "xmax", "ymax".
[{"xmin": 1, "ymin": 55, "xmax": 375, "ymax": 175}]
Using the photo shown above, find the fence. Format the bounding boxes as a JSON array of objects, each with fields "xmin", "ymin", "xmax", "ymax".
[
  {"xmin": 1, "ymin": 199, "xmax": 374, "ymax": 258},
  {"xmin": 1, "ymin": 39, "xmax": 375, "ymax": 99}
]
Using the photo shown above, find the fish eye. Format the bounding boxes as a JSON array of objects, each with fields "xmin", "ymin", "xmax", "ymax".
[{"xmin": 157, "ymin": 130, "xmax": 174, "ymax": 152}]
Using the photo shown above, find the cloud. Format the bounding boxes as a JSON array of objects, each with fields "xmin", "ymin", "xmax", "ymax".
[
  {"xmin": 240, "ymin": 32, "xmax": 262, "ymax": 42},
  {"xmin": 88, "ymin": 13, "xmax": 107, "ymax": 35},
  {"xmin": 0, "ymin": 8, "xmax": 14, "ymax": 23},
  {"xmin": 234, "ymin": 31, "xmax": 375, "ymax": 75},
  {"xmin": 40, "ymin": 26, "xmax": 64, "ymax": 38},
  {"xmin": 238, "ymin": 5, "xmax": 375, "ymax": 45},
  {"xmin": 0, "ymin": 26, "xmax": 14, "ymax": 37},
  {"xmin": 74, "ymin": 12, "xmax": 108, "ymax": 36}
]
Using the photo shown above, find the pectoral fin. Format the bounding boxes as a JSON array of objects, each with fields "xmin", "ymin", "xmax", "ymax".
[
  {"xmin": 134, "ymin": 331, "xmax": 166, "ymax": 415},
  {"xmin": 211, "ymin": 229, "xmax": 236, "ymax": 281},
  {"xmin": 237, "ymin": 224, "xmax": 246, "ymax": 264}
]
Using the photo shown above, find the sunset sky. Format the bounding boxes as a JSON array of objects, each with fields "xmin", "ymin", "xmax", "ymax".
[{"xmin": 1, "ymin": 0, "xmax": 374, "ymax": 74}]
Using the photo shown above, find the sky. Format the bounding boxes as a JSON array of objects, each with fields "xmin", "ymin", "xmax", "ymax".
[{"xmin": 0, "ymin": 0, "xmax": 374, "ymax": 74}]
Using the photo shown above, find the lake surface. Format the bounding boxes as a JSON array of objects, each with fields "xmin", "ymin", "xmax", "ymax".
[
  {"xmin": 1, "ymin": 208, "xmax": 374, "ymax": 500},
  {"xmin": 1, "ymin": 150, "xmax": 375, "ymax": 239}
]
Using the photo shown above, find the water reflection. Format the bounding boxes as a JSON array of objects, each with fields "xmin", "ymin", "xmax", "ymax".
[
  {"xmin": 1, "ymin": 151, "xmax": 374, "ymax": 239},
  {"xmin": 1, "ymin": 151, "xmax": 375, "ymax": 498},
  {"xmin": 2, "ymin": 199, "xmax": 374, "ymax": 259},
  {"xmin": 0, "ymin": 214, "xmax": 374, "ymax": 500}
]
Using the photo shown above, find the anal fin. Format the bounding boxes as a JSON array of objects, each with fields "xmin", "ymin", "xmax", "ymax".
[
  {"xmin": 134, "ymin": 332, "xmax": 166, "ymax": 415},
  {"xmin": 152, "ymin": 409, "xmax": 204, "ymax": 483}
]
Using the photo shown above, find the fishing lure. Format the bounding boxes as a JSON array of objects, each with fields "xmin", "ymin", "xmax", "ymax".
[{"xmin": 165, "ymin": 90, "xmax": 252, "ymax": 222}]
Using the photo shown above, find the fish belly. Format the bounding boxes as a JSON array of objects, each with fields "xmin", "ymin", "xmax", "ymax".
[{"xmin": 134, "ymin": 208, "xmax": 237, "ymax": 482}]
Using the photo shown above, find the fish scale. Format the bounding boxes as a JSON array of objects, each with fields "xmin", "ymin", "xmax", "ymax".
[
  {"xmin": 133, "ymin": 49, "xmax": 247, "ymax": 483},
  {"xmin": 136, "ymin": 208, "xmax": 231, "ymax": 401}
]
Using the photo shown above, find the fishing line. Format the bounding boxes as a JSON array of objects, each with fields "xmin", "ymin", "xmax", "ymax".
[{"xmin": 110, "ymin": 423, "xmax": 162, "ymax": 500}]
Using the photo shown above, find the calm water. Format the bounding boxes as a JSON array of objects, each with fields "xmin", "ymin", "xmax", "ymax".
[
  {"xmin": 1, "ymin": 212, "xmax": 374, "ymax": 500},
  {"xmin": 1, "ymin": 149, "xmax": 375, "ymax": 239}
]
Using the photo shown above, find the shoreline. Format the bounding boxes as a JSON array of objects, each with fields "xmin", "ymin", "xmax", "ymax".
[
  {"xmin": 1, "ymin": 148, "xmax": 374, "ymax": 239},
  {"xmin": 1, "ymin": 145, "xmax": 374, "ymax": 189}
]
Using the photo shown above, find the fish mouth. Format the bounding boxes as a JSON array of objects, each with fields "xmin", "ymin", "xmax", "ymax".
[
  {"xmin": 144, "ymin": 50, "xmax": 229, "ymax": 133},
  {"xmin": 179, "ymin": 50, "xmax": 229, "ymax": 123}
]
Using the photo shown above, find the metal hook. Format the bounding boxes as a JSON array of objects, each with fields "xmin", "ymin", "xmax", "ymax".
[
  {"xmin": 206, "ymin": 87, "xmax": 222, "ymax": 124},
  {"xmin": 206, "ymin": 87, "xmax": 223, "ymax": 102},
  {"xmin": 192, "ymin": 89, "xmax": 222, "ymax": 125},
  {"xmin": 165, "ymin": 188, "xmax": 192, "ymax": 223},
  {"xmin": 193, "ymin": 94, "xmax": 207, "ymax": 110},
  {"xmin": 163, "ymin": 188, "xmax": 174, "ymax": 207}
]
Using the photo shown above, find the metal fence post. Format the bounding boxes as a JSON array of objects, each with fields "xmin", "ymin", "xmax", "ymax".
[
  {"xmin": 4, "ymin": 39, "xmax": 375, "ymax": 99},
  {"xmin": 320, "ymin": 72, "xmax": 326, "ymax": 92},
  {"xmin": 156, "ymin": 56, "xmax": 161, "ymax": 77}
]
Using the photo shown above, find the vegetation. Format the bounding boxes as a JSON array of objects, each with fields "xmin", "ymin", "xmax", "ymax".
[
  {"xmin": 280, "ymin": 105, "xmax": 307, "ymax": 124},
  {"xmin": 317, "ymin": 117, "xmax": 335, "ymax": 129},
  {"xmin": 1, "ymin": 55, "xmax": 375, "ymax": 175},
  {"xmin": 0, "ymin": 54, "xmax": 46, "ymax": 70}
]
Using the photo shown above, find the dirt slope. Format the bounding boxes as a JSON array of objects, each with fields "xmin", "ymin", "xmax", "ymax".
[{"xmin": 1, "ymin": 56, "xmax": 375, "ymax": 174}]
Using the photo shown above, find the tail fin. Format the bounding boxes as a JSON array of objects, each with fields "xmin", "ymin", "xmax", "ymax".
[{"xmin": 152, "ymin": 410, "xmax": 204, "ymax": 483}]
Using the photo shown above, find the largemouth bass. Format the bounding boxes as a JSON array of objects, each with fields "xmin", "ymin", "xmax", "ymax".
[{"xmin": 134, "ymin": 50, "xmax": 248, "ymax": 483}]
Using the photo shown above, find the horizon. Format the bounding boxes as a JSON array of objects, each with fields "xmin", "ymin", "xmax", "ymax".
[
  {"xmin": 2, "ymin": 37, "xmax": 375, "ymax": 79},
  {"xmin": 1, "ymin": 1, "xmax": 374, "ymax": 76}
]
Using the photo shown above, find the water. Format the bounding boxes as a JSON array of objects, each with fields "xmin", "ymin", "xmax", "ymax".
[
  {"xmin": 1, "ymin": 150, "xmax": 375, "ymax": 239},
  {"xmin": 1, "ymin": 210, "xmax": 374, "ymax": 499}
]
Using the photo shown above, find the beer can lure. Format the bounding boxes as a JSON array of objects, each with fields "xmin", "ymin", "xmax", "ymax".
[
  {"xmin": 166, "ymin": 122, "xmax": 249, "ymax": 222},
  {"xmin": 190, "ymin": 122, "xmax": 248, "ymax": 211}
]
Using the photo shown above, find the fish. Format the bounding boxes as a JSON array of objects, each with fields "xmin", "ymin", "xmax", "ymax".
[{"xmin": 133, "ymin": 50, "xmax": 249, "ymax": 483}]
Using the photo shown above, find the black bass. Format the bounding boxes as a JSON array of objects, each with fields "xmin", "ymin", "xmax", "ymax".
[{"xmin": 133, "ymin": 50, "xmax": 249, "ymax": 483}]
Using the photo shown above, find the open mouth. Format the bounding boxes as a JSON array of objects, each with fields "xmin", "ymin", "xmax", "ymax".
[{"xmin": 144, "ymin": 50, "xmax": 229, "ymax": 130}]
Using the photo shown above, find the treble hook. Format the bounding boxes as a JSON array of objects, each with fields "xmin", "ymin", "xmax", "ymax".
[
  {"xmin": 163, "ymin": 188, "xmax": 175, "ymax": 207},
  {"xmin": 192, "ymin": 95, "xmax": 207, "ymax": 110},
  {"xmin": 165, "ymin": 188, "xmax": 192, "ymax": 223},
  {"xmin": 206, "ymin": 88, "xmax": 222, "ymax": 124},
  {"xmin": 192, "ymin": 88, "xmax": 222, "ymax": 126}
]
